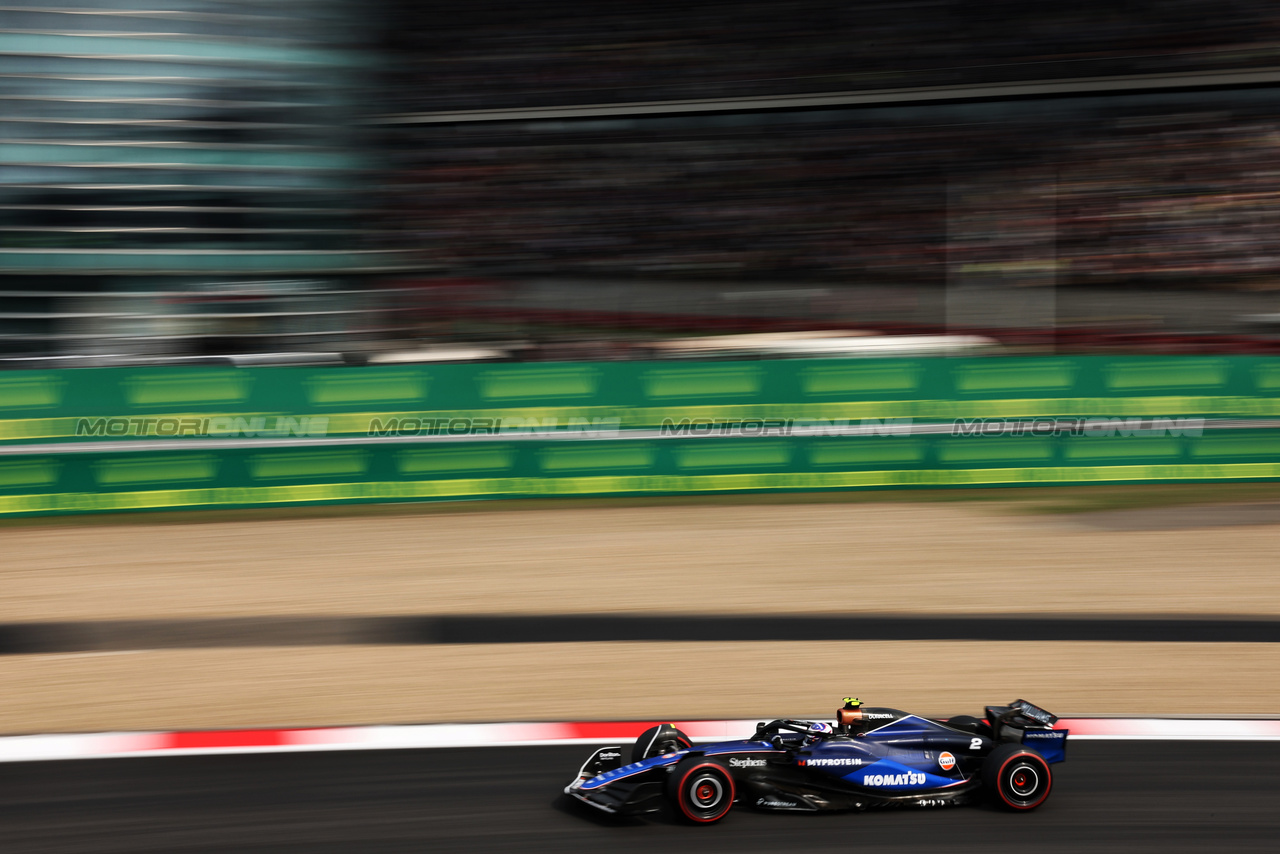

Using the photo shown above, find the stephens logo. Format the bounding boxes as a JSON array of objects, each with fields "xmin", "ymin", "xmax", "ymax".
[
  {"xmin": 862, "ymin": 772, "xmax": 926, "ymax": 787},
  {"xmin": 729, "ymin": 757, "xmax": 767, "ymax": 768},
  {"xmin": 939, "ymin": 752, "xmax": 956, "ymax": 771}
]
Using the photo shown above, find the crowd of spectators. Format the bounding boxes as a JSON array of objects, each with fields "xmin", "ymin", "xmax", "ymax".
[
  {"xmin": 383, "ymin": 1, "xmax": 1280, "ymax": 111},
  {"xmin": 1055, "ymin": 119, "xmax": 1280, "ymax": 281},
  {"xmin": 384, "ymin": 102, "xmax": 1280, "ymax": 290},
  {"xmin": 376, "ymin": 3, "xmax": 1280, "ymax": 299}
]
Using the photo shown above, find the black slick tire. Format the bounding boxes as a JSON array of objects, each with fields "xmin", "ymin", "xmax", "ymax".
[
  {"xmin": 983, "ymin": 744, "xmax": 1052, "ymax": 810},
  {"xmin": 666, "ymin": 758, "xmax": 735, "ymax": 824}
]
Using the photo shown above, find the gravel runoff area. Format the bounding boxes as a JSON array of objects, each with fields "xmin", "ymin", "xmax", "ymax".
[
  {"xmin": 1, "ymin": 642, "xmax": 1278, "ymax": 734},
  {"xmin": 0, "ymin": 497, "xmax": 1277, "ymax": 733},
  {"xmin": 1, "ymin": 501, "xmax": 1279, "ymax": 621}
]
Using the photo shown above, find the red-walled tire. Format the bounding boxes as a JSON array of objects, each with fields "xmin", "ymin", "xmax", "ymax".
[
  {"xmin": 666, "ymin": 758, "xmax": 735, "ymax": 824},
  {"xmin": 983, "ymin": 744, "xmax": 1052, "ymax": 810}
]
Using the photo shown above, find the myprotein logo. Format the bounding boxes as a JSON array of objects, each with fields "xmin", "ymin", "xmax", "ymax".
[{"xmin": 799, "ymin": 757, "xmax": 863, "ymax": 767}]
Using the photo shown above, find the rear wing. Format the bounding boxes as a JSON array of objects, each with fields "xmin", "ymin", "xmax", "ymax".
[
  {"xmin": 986, "ymin": 699, "xmax": 1057, "ymax": 734},
  {"xmin": 1020, "ymin": 728, "xmax": 1068, "ymax": 763},
  {"xmin": 984, "ymin": 699, "xmax": 1067, "ymax": 762},
  {"xmin": 1010, "ymin": 699, "xmax": 1057, "ymax": 727}
]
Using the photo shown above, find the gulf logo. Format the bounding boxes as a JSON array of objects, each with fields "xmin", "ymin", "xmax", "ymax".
[{"xmin": 939, "ymin": 751, "xmax": 957, "ymax": 771}]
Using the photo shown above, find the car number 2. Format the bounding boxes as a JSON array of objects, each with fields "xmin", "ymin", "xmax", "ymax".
[{"xmin": 969, "ymin": 737, "xmax": 983, "ymax": 750}]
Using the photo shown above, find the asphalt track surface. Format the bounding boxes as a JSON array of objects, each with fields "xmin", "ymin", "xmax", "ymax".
[
  {"xmin": 3, "ymin": 613, "xmax": 1280, "ymax": 653},
  {"xmin": 3, "ymin": 741, "xmax": 1277, "ymax": 853}
]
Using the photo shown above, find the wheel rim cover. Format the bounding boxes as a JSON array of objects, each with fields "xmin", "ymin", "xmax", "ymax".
[
  {"xmin": 1010, "ymin": 765, "xmax": 1039, "ymax": 797},
  {"xmin": 692, "ymin": 776, "xmax": 723, "ymax": 808}
]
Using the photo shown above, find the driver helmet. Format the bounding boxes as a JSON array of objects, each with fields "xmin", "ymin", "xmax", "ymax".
[
  {"xmin": 805, "ymin": 721, "xmax": 833, "ymax": 744},
  {"xmin": 837, "ymin": 697, "xmax": 863, "ymax": 730}
]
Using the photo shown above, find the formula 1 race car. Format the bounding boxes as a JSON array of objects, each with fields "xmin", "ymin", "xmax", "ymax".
[{"xmin": 565, "ymin": 698, "xmax": 1067, "ymax": 823}]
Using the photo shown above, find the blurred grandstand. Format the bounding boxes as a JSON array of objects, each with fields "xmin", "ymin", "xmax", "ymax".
[
  {"xmin": 6, "ymin": 2, "xmax": 1280, "ymax": 363},
  {"xmin": 383, "ymin": 0, "xmax": 1280, "ymax": 110}
]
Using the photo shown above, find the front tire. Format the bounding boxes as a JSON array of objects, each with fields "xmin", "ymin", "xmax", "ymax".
[
  {"xmin": 667, "ymin": 758, "xmax": 735, "ymax": 824},
  {"xmin": 983, "ymin": 744, "xmax": 1052, "ymax": 810}
]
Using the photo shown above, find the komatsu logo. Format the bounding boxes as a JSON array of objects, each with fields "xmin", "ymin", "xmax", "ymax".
[{"xmin": 863, "ymin": 772, "xmax": 926, "ymax": 787}]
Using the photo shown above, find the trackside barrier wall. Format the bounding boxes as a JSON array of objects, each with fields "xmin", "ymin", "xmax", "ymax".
[
  {"xmin": 4, "ymin": 356, "xmax": 1280, "ymax": 444},
  {"xmin": 0, "ymin": 357, "xmax": 1278, "ymax": 514},
  {"xmin": 2, "ymin": 431, "xmax": 1280, "ymax": 515}
]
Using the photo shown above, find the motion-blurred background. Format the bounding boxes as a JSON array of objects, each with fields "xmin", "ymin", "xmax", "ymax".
[
  {"xmin": 6, "ymin": 7, "xmax": 1280, "ymax": 850},
  {"xmin": 3, "ymin": 0, "xmax": 1280, "ymax": 735},
  {"xmin": 6, "ymin": 0, "xmax": 1280, "ymax": 362}
]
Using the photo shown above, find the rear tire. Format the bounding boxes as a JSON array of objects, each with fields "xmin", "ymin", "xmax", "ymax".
[
  {"xmin": 983, "ymin": 744, "xmax": 1052, "ymax": 810},
  {"xmin": 632, "ymin": 724, "xmax": 692, "ymax": 763},
  {"xmin": 666, "ymin": 758, "xmax": 735, "ymax": 824}
]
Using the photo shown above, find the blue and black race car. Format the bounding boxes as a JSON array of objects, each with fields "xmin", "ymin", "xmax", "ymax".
[{"xmin": 565, "ymin": 698, "xmax": 1067, "ymax": 823}]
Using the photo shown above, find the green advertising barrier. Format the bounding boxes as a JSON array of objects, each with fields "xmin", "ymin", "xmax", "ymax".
[
  {"xmin": 3, "ymin": 356, "xmax": 1280, "ymax": 445},
  {"xmin": 2, "ymin": 429, "xmax": 1279, "ymax": 516},
  {"xmin": 2, "ymin": 356, "xmax": 1278, "ymax": 515}
]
